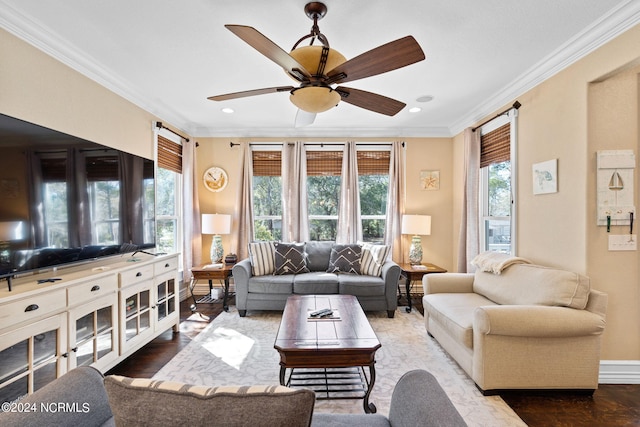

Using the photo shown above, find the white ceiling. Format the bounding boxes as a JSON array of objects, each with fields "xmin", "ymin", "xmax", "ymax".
[{"xmin": 1, "ymin": 0, "xmax": 639, "ymax": 138}]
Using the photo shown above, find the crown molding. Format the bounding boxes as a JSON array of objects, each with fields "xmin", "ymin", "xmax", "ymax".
[
  {"xmin": 448, "ymin": 0, "xmax": 640, "ymax": 136},
  {"xmin": 0, "ymin": 1, "xmax": 193, "ymax": 136},
  {"xmin": 192, "ymin": 125, "xmax": 452, "ymax": 139}
]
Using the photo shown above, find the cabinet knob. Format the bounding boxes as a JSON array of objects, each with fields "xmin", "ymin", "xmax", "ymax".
[
  {"xmin": 91, "ymin": 285, "xmax": 101, "ymax": 292},
  {"xmin": 62, "ymin": 352, "xmax": 69, "ymax": 358},
  {"xmin": 24, "ymin": 304, "xmax": 39, "ymax": 312},
  {"xmin": 72, "ymin": 347, "xmax": 78, "ymax": 352},
  {"xmin": 165, "ymin": 263, "xmax": 170, "ymax": 268},
  {"xmin": 136, "ymin": 272, "xmax": 142, "ymax": 277}
]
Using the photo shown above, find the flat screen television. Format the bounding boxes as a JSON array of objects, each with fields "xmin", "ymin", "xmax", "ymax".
[{"xmin": 0, "ymin": 113, "xmax": 155, "ymax": 289}]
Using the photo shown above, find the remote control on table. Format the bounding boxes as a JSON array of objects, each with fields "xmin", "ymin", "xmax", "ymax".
[
  {"xmin": 310, "ymin": 308, "xmax": 332, "ymax": 317},
  {"xmin": 319, "ymin": 310, "xmax": 334, "ymax": 318}
]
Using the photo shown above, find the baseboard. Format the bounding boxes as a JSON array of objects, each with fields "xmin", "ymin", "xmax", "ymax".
[{"xmin": 599, "ymin": 360, "xmax": 640, "ymax": 384}]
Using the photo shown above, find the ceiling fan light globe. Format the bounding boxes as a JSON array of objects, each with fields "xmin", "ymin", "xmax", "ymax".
[
  {"xmin": 288, "ymin": 45, "xmax": 346, "ymax": 80},
  {"xmin": 290, "ymin": 87, "xmax": 340, "ymax": 113}
]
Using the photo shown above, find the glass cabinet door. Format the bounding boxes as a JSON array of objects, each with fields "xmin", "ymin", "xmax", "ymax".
[
  {"xmin": 0, "ymin": 313, "xmax": 66, "ymax": 405},
  {"xmin": 120, "ymin": 280, "xmax": 154, "ymax": 353},
  {"xmin": 155, "ymin": 273, "xmax": 177, "ymax": 326}
]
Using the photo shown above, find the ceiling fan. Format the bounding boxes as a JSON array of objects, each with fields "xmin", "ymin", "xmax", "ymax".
[{"xmin": 208, "ymin": 2, "xmax": 426, "ymax": 126}]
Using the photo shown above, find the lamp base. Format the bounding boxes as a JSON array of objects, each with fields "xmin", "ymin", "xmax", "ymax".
[
  {"xmin": 211, "ymin": 235, "xmax": 224, "ymax": 263},
  {"xmin": 408, "ymin": 235, "xmax": 423, "ymax": 265}
]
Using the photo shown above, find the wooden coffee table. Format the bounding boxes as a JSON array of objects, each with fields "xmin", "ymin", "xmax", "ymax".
[{"xmin": 274, "ymin": 294, "xmax": 381, "ymax": 413}]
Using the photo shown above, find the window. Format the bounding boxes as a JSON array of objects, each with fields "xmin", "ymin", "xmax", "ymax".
[
  {"xmin": 156, "ymin": 135, "xmax": 182, "ymax": 254},
  {"xmin": 357, "ymin": 149, "xmax": 390, "ymax": 243},
  {"xmin": 307, "ymin": 149, "xmax": 342, "ymax": 241},
  {"xmin": 252, "ymin": 150, "xmax": 283, "ymax": 241},
  {"xmin": 479, "ymin": 116, "xmax": 516, "ymax": 254}
]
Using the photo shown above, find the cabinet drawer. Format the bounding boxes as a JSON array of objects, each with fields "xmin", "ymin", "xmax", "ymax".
[
  {"xmin": 67, "ymin": 274, "xmax": 118, "ymax": 306},
  {"xmin": 154, "ymin": 257, "xmax": 178, "ymax": 275},
  {"xmin": 0, "ymin": 289, "xmax": 66, "ymax": 330},
  {"xmin": 119, "ymin": 264, "xmax": 154, "ymax": 288}
]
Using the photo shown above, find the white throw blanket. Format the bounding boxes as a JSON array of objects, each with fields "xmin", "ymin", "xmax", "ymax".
[{"xmin": 471, "ymin": 251, "xmax": 531, "ymax": 274}]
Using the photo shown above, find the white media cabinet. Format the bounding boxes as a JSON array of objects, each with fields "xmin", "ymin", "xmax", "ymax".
[{"xmin": 0, "ymin": 252, "xmax": 180, "ymax": 404}]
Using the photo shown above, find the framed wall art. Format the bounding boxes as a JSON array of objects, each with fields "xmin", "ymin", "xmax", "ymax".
[
  {"xmin": 532, "ymin": 159, "xmax": 558, "ymax": 195},
  {"xmin": 420, "ymin": 170, "xmax": 440, "ymax": 191}
]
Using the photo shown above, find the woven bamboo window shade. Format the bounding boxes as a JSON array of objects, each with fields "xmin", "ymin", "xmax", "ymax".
[
  {"xmin": 157, "ymin": 135, "xmax": 183, "ymax": 174},
  {"xmin": 252, "ymin": 151, "xmax": 282, "ymax": 176},
  {"xmin": 357, "ymin": 150, "xmax": 390, "ymax": 175},
  {"xmin": 307, "ymin": 150, "xmax": 343, "ymax": 176},
  {"xmin": 480, "ymin": 123, "xmax": 510, "ymax": 168}
]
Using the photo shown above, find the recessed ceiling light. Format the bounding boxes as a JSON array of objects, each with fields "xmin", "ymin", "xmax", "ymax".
[
  {"xmin": 416, "ymin": 95, "xmax": 434, "ymax": 103},
  {"xmin": 409, "ymin": 107, "xmax": 422, "ymax": 113},
  {"xmin": 221, "ymin": 107, "xmax": 234, "ymax": 114}
]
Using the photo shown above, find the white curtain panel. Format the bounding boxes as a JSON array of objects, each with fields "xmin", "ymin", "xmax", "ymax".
[
  {"xmin": 282, "ymin": 141, "xmax": 309, "ymax": 242},
  {"xmin": 384, "ymin": 141, "xmax": 405, "ymax": 262},
  {"xmin": 182, "ymin": 139, "xmax": 201, "ymax": 279},
  {"xmin": 233, "ymin": 143, "xmax": 255, "ymax": 260},
  {"xmin": 457, "ymin": 128, "xmax": 480, "ymax": 273},
  {"xmin": 336, "ymin": 141, "xmax": 362, "ymax": 243}
]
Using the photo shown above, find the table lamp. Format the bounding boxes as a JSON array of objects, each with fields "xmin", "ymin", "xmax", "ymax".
[
  {"xmin": 401, "ymin": 214, "xmax": 431, "ymax": 265},
  {"xmin": 202, "ymin": 214, "xmax": 231, "ymax": 263}
]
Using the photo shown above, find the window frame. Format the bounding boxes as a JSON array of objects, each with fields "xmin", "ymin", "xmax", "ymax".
[
  {"xmin": 155, "ymin": 130, "xmax": 183, "ymax": 257},
  {"xmin": 478, "ymin": 111, "xmax": 518, "ymax": 255},
  {"xmin": 251, "ymin": 144, "xmax": 284, "ymax": 242}
]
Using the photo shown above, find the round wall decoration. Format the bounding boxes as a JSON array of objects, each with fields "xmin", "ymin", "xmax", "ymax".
[{"xmin": 203, "ymin": 166, "xmax": 228, "ymax": 192}]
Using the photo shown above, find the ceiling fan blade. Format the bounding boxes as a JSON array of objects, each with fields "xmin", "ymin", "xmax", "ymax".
[
  {"xmin": 327, "ymin": 36, "xmax": 425, "ymax": 84},
  {"xmin": 335, "ymin": 86, "xmax": 406, "ymax": 116},
  {"xmin": 225, "ymin": 25, "xmax": 311, "ymax": 81},
  {"xmin": 208, "ymin": 86, "xmax": 294, "ymax": 101},
  {"xmin": 294, "ymin": 109, "xmax": 316, "ymax": 128}
]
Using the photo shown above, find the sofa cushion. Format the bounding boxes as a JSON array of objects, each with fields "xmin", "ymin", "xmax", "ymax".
[
  {"xmin": 305, "ymin": 241, "xmax": 334, "ymax": 271},
  {"xmin": 473, "ymin": 263, "xmax": 591, "ymax": 309},
  {"xmin": 423, "ymin": 293, "xmax": 497, "ymax": 349},
  {"xmin": 360, "ymin": 243, "xmax": 391, "ymax": 277},
  {"xmin": 293, "ymin": 271, "xmax": 339, "ymax": 294},
  {"xmin": 104, "ymin": 376, "xmax": 315, "ymax": 427},
  {"xmin": 339, "ymin": 274, "xmax": 385, "ymax": 296},
  {"xmin": 327, "ymin": 244, "xmax": 362, "ymax": 274},
  {"xmin": 248, "ymin": 241, "xmax": 276, "ymax": 276},
  {"xmin": 248, "ymin": 275, "xmax": 294, "ymax": 294},
  {"xmin": 274, "ymin": 242, "xmax": 309, "ymax": 275}
]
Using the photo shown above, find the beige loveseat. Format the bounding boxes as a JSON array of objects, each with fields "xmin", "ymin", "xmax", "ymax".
[{"xmin": 422, "ymin": 259, "xmax": 607, "ymax": 394}]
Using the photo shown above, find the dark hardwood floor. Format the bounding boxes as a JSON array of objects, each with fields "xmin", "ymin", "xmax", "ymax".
[{"xmin": 107, "ymin": 296, "xmax": 640, "ymax": 427}]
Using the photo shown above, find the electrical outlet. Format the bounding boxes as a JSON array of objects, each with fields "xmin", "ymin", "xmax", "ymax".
[{"xmin": 608, "ymin": 234, "xmax": 637, "ymax": 251}]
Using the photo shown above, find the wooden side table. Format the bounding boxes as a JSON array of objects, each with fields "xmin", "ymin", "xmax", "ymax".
[
  {"xmin": 398, "ymin": 263, "xmax": 447, "ymax": 312},
  {"xmin": 189, "ymin": 264, "xmax": 234, "ymax": 312}
]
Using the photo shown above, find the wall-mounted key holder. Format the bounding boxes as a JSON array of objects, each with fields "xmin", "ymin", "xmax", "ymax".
[{"xmin": 597, "ymin": 150, "xmax": 635, "ymax": 226}]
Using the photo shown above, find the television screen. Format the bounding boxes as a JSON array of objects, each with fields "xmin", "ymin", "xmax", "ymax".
[{"xmin": 0, "ymin": 113, "xmax": 155, "ymax": 280}]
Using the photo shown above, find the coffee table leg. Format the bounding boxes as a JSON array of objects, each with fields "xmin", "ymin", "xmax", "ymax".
[
  {"xmin": 363, "ymin": 364, "xmax": 377, "ymax": 414},
  {"xmin": 279, "ymin": 366, "xmax": 287, "ymax": 386}
]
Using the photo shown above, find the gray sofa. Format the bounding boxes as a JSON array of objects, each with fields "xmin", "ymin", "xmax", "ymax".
[
  {"xmin": 0, "ymin": 366, "xmax": 467, "ymax": 427},
  {"xmin": 233, "ymin": 241, "xmax": 401, "ymax": 318}
]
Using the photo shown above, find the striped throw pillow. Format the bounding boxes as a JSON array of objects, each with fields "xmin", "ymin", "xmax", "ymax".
[
  {"xmin": 360, "ymin": 243, "xmax": 391, "ymax": 277},
  {"xmin": 248, "ymin": 241, "xmax": 276, "ymax": 276}
]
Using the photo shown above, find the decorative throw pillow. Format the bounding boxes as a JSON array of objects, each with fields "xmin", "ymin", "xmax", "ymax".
[
  {"xmin": 104, "ymin": 375, "xmax": 315, "ymax": 427},
  {"xmin": 360, "ymin": 243, "xmax": 391, "ymax": 276},
  {"xmin": 327, "ymin": 244, "xmax": 362, "ymax": 274},
  {"xmin": 248, "ymin": 241, "xmax": 276, "ymax": 276},
  {"xmin": 274, "ymin": 242, "xmax": 309, "ymax": 275}
]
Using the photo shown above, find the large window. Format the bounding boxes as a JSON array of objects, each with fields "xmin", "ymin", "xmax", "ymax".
[
  {"xmin": 358, "ymin": 149, "xmax": 390, "ymax": 243},
  {"xmin": 307, "ymin": 150, "xmax": 342, "ymax": 241},
  {"xmin": 252, "ymin": 150, "xmax": 283, "ymax": 241},
  {"xmin": 156, "ymin": 135, "xmax": 182, "ymax": 254},
  {"xmin": 479, "ymin": 117, "xmax": 515, "ymax": 254}
]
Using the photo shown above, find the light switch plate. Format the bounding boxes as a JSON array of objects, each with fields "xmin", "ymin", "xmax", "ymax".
[{"xmin": 608, "ymin": 234, "xmax": 637, "ymax": 251}]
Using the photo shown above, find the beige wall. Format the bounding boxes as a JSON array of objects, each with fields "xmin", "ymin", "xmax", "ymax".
[
  {"xmin": 195, "ymin": 137, "xmax": 456, "ymax": 270},
  {"xmin": 0, "ymin": 28, "xmax": 162, "ymax": 159},
  {"xmin": 452, "ymin": 24, "xmax": 640, "ymax": 360}
]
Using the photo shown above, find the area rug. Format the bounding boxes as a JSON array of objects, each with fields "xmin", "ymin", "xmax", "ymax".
[{"xmin": 153, "ymin": 307, "xmax": 525, "ymax": 426}]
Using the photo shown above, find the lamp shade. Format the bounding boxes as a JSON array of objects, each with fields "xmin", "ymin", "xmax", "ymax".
[
  {"xmin": 0, "ymin": 221, "xmax": 24, "ymax": 241},
  {"xmin": 401, "ymin": 215, "xmax": 431, "ymax": 236},
  {"xmin": 202, "ymin": 214, "xmax": 231, "ymax": 235}
]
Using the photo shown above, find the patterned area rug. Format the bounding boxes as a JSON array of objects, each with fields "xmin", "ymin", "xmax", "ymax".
[{"xmin": 153, "ymin": 306, "xmax": 525, "ymax": 426}]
